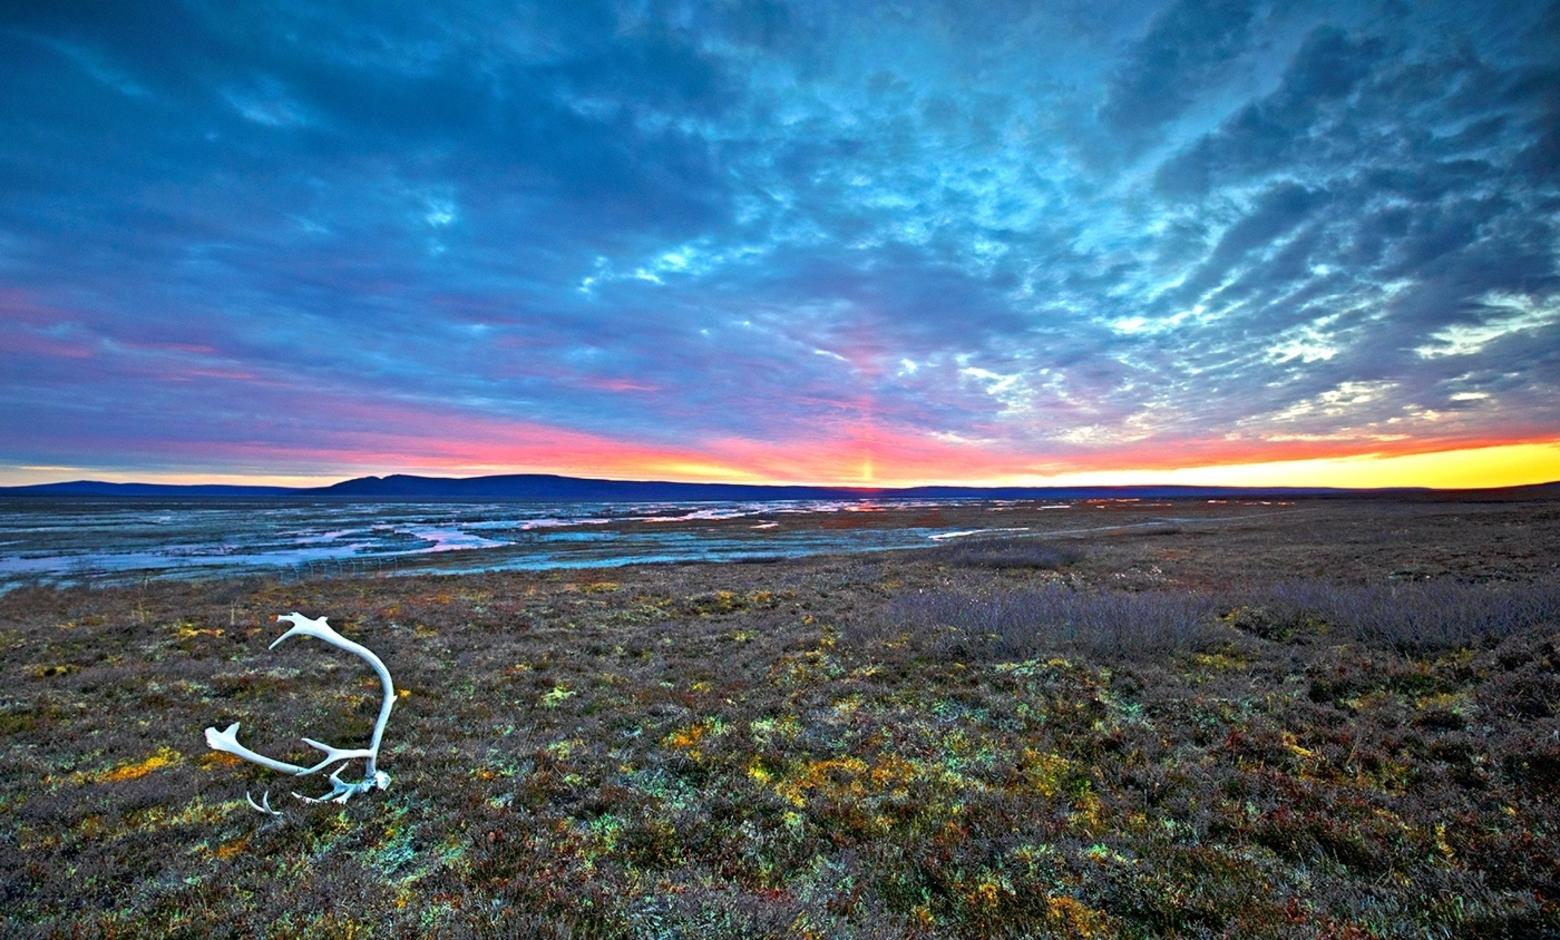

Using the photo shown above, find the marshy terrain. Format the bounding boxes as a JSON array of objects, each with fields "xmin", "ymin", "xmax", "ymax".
[{"xmin": 3, "ymin": 496, "xmax": 1558, "ymax": 937}]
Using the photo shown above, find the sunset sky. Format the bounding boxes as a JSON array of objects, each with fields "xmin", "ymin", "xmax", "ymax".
[{"xmin": 1, "ymin": 1, "xmax": 1557, "ymax": 488}]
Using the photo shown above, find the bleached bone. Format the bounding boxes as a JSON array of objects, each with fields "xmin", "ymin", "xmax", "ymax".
[
  {"xmin": 204, "ymin": 612, "xmax": 396, "ymax": 812},
  {"xmin": 246, "ymin": 790, "xmax": 283, "ymax": 816}
]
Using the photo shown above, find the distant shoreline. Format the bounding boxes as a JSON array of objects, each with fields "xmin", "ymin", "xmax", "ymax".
[{"xmin": 8, "ymin": 468, "xmax": 1554, "ymax": 502}]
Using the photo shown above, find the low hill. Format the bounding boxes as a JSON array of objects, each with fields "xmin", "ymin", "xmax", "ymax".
[{"xmin": 0, "ymin": 471, "xmax": 1414, "ymax": 501}]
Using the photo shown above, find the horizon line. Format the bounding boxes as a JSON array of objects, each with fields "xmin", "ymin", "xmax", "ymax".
[
  {"xmin": 4, "ymin": 439, "xmax": 1559, "ymax": 492},
  {"xmin": 4, "ymin": 470, "xmax": 1557, "ymax": 496}
]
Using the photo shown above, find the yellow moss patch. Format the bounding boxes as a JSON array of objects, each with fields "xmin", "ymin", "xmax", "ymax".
[
  {"xmin": 870, "ymin": 755, "xmax": 916, "ymax": 789},
  {"xmin": 750, "ymin": 714, "xmax": 801, "ymax": 743},
  {"xmin": 1044, "ymin": 896, "xmax": 1112, "ymax": 936},
  {"xmin": 1018, "ymin": 748, "xmax": 1075, "ymax": 798},
  {"xmin": 544, "ymin": 738, "xmax": 584, "ymax": 760},
  {"xmin": 708, "ymin": 590, "xmax": 738, "ymax": 611},
  {"xmin": 664, "ymin": 718, "xmax": 721, "ymax": 757},
  {"xmin": 1190, "ymin": 651, "xmax": 1247, "ymax": 671},
  {"xmin": 168, "ymin": 798, "xmax": 241, "ymax": 827},
  {"xmin": 29, "ymin": 663, "xmax": 77, "ymax": 679},
  {"xmin": 967, "ymin": 879, "xmax": 1006, "ymax": 909},
  {"xmin": 1434, "ymin": 822, "xmax": 1456, "ymax": 861},
  {"xmin": 215, "ymin": 835, "xmax": 250, "ymax": 860},
  {"xmin": 1069, "ymin": 791, "xmax": 1105, "ymax": 832},
  {"xmin": 582, "ymin": 581, "xmax": 620, "ymax": 593},
  {"xmin": 1281, "ymin": 731, "xmax": 1315, "ymax": 759},
  {"xmin": 539, "ymin": 684, "xmax": 575, "ymax": 707},
  {"xmin": 98, "ymin": 747, "xmax": 181, "ymax": 783},
  {"xmin": 773, "ymin": 756, "xmax": 869, "ymax": 808},
  {"xmin": 199, "ymin": 751, "xmax": 243, "ymax": 771},
  {"xmin": 1416, "ymin": 690, "xmax": 1471, "ymax": 714},
  {"xmin": 1342, "ymin": 690, "xmax": 1396, "ymax": 712},
  {"xmin": 174, "ymin": 623, "xmax": 224, "ymax": 639}
]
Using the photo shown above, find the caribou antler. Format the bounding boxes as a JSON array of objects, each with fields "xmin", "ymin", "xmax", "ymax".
[{"xmin": 204, "ymin": 612, "xmax": 396, "ymax": 812}]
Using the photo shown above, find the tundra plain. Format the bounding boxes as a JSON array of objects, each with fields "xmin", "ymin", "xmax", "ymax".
[{"xmin": 3, "ymin": 495, "xmax": 1558, "ymax": 938}]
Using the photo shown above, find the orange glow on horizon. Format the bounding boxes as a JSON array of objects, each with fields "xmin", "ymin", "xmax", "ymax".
[
  {"xmin": 998, "ymin": 440, "xmax": 1560, "ymax": 490},
  {"xmin": 4, "ymin": 438, "xmax": 1556, "ymax": 491}
]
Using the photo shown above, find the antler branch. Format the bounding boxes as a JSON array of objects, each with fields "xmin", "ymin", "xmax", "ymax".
[{"xmin": 203, "ymin": 612, "xmax": 396, "ymax": 813}]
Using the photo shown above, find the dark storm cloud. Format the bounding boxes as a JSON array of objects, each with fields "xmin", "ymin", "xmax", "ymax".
[{"xmin": 0, "ymin": 0, "xmax": 1556, "ymax": 480}]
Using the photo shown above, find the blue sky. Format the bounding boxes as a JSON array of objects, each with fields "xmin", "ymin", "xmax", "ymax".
[{"xmin": 1, "ymin": 1, "xmax": 1557, "ymax": 485}]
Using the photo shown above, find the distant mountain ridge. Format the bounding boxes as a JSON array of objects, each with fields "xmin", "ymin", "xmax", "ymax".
[
  {"xmin": 0, "ymin": 481, "xmax": 303, "ymax": 497},
  {"xmin": 0, "ymin": 470, "xmax": 1521, "ymax": 502}
]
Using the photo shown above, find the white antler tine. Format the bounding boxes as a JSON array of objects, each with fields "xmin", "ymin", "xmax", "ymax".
[
  {"xmin": 298, "ymin": 738, "xmax": 374, "ymax": 775},
  {"xmin": 293, "ymin": 781, "xmax": 344, "ymax": 804},
  {"xmin": 270, "ymin": 612, "xmax": 333, "ymax": 649},
  {"xmin": 206, "ymin": 721, "xmax": 240, "ymax": 750},
  {"xmin": 245, "ymin": 790, "xmax": 283, "ymax": 816},
  {"xmin": 300, "ymin": 736, "xmax": 371, "ymax": 757},
  {"xmin": 206, "ymin": 721, "xmax": 308, "ymax": 775}
]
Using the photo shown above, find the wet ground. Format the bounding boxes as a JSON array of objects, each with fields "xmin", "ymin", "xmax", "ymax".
[{"xmin": 0, "ymin": 495, "xmax": 1313, "ymax": 588}]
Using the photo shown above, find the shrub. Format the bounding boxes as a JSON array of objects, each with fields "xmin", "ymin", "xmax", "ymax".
[
  {"xmin": 872, "ymin": 584, "xmax": 1222, "ymax": 661},
  {"xmin": 926, "ymin": 537, "xmax": 1082, "ymax": 570},
  {"xmin": 1240, "ymin": 578, "xmax": 1560, "ymax": 651}
]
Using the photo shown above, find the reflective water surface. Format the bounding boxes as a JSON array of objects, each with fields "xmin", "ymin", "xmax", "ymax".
[{"xmin": 0, "ymin": 497, "xmax": 1018, "ymax": 589}]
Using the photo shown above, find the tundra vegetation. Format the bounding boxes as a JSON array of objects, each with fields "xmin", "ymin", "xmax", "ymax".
[{"xmin": 1, "ymin": 497, "xmax": 1558, "ymax": 938}]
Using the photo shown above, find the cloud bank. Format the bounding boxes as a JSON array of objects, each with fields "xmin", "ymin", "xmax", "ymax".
[{"xmin": 1, "ymin": 0, "xmax": 1556, "ymax": 484}]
